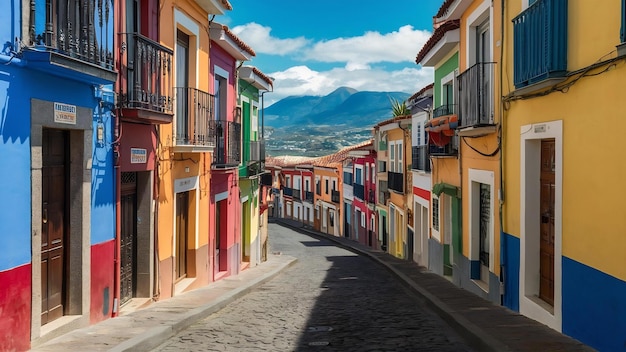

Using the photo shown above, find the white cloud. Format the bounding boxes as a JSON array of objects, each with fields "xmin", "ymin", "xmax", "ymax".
[
  {"xmin": 230, "ymin": 22, "xmax": 309, "ymax": 56},
  {"xmin": 264, "ymin": 65, "xmax": 434, "ymax": 107},
  {"xmin": 303, "ymin": 25, "xmax": 431, "ymax": 67}
]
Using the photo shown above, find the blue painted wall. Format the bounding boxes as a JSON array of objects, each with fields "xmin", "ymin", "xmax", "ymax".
[
  {"xmin": 502, "ymin": 232, "xmax": 520, "ymax": 312},
  {"xmin": 0, "ymin": 60, "xmax": 115, "ymax": 270},
  {"xmin": 562, "ymin": 256, "xmax": 626, "ymax": 352}
]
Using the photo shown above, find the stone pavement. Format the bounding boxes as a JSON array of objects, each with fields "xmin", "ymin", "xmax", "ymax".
[
  {"xmin": 275, "ymin": 218, "xmax": 595, "ymax": 352},
  {"xmin": 31, "ymin": 254, "xmax": 297, "ymax": 352}
]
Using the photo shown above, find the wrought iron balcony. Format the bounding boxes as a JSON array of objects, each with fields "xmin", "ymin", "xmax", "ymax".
[
  {"xmin": 210, "ymin": 120, "xmax": 241, "ymax": 167},
  {"xmin": 246, "ymin": 161, "xmax": 264, "ymax": 177},
  {"xmin": 260, "ymin": 173, "xmax": 272, "ymax": 186},
  {"xmin": 513, "ymin": 0, "xmax": 568, "ymax": 89},
  {"xmin": 304, "ymin": 191, "xmax": 314, "ymax": 203},
  {"xmin": 429, "ymin": 143, "xmax": 457, "ymax": 157},
  {"xmin": 388, "ymin": 171, "xmax": 404, "ymax": 194},
  {"xmin": 119, "ymin": 33, "xmax": 173, "ymax": 123},
  {"xmin": 292, "ymin": 188, "xmax": 301, "ymax": 200},
  {"xmin": 368, "ymin": 189, "xmax": 376, "ymax": 204},
  {"xmin": 353, "ymin": 184, "xmax": 365, "ymax": 201},
  {"xmin": 174, "ymin": 87, "xmax": 214, "ymax": 148},
  {"xmin": 432, "ymin": 104, "xmax": 457, "ymax": 118},
  {"xmin": 283, "ymin": 187, "xmax": 293, "ymax": 197},
  {"xmin": 412, "ymin": 146, "xmax": 431, "ymax": 172},
  {"xmin": 27, "ymin": 0, "xmax": 116, "ymax": 83},
  {"xmin": 331, "ymin": 190, "xmax": 341, "ymax": 203},
  {"xmin": 458, "ymin": 62, "xmax": 495, "ymax": 130}
]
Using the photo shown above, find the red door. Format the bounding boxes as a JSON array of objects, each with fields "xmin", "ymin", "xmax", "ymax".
[
  {"xmin": 539, "ymin": 139, "xmax": 555, "ymax": 306},
  {"xmin": 41, "ymin": 129, "xmax": 68, "ymax": 325}
]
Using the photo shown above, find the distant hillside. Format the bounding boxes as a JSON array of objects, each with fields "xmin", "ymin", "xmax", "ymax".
[{"xmin": 264, "ymin": 87, "xmax": 409, "ymax": 128}]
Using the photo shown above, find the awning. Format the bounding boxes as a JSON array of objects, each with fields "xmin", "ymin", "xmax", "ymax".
[
  {"xmin": 425, "ymin": 115, "xmax": 458, "ymax": 147},
  {"xmin": 432, "ymin": 182, "xmax": 460, "ymax": 198}
]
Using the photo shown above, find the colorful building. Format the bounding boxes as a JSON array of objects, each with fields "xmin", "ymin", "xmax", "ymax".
[
  {"xmin": 373, "ymin": 117, "xmax": 412, "ymax": 259},
  {"xmin": 347, "ymin": 144, "xmax": 378, "ymax": 248},
  {"xmin": 115, "ymin": 0, "xmax": 174, "ymax": 312},
  {"xmin": 238, "ymin": 66, "xmax": 273, "ymax": 268},
  {"xmin": 501, "ymin": 0, "xmax": 626, "ymax": 350},
  {"xmin": 0, "ymin": 0, "xmax": 117, "ymax": 349},
  {"xmin": 416, "ymin": 10, "xmax": 461, "ymax": 278},
  {"xmin": 208, "ymin": 21, "xmax": 255, "ymax": 279},
  {"xmin": 409, "ymin": 84, "xmax": 434, "ymax": 268},
  {"xmin": 155, "ymin": 0, "xmax": 232, "ymax": 298}
]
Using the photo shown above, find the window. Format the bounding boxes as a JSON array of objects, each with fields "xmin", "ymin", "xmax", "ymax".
[
  {"xmin": 365, "ymin": 164, "xmax": 369, "ymax": 182},
  {"xmin": 378, "ymin": 160, "xmax": 387, "ymax": 172},
  {"xmin": 622, "ymin": 0, "xmax": 626, "ymax": 43},
  {"xmin": 332, "ymin": 179, "xmax": 337, "ymax": 191},
  {"xmin": 371, "ymin": 164, "xmax": 376, "ymax": 181},
  {"xmin": 325, "ymin": 179, "xmax": 329, "ymax": 194},
  {"xmin": 432, "ymin": 197, "xmax": 440, "ymax": 231},
  {"xmin": 361, "ymin": 211, "xmax": 366, "ymax": 227},
  {"xmin": 397, "ymin": 142, "xmax": 403, "ymax": 173},
  {"xmin": 343, "ymin": 171, "xmax": 353, "ymax": 185},
  {"xmin": 305, "ymin": 179, "xmax": 310, "ymax": 192},
  {"xmin": 285, "ymin": 175, "xmax": 291, "ymax": 188},
  {"xmin": 389, "ymin": 141, "xmax": 403, "ymax": 173},
  {"xmin": 315, "ymin": 177, "xmax": 321, "ymax": 195},
  {"xmin": 355, "ymin": 167, "xmax": 362, "ymax": 185},
  {"xmin": 214, "ymin": 73, "xmax": 227, "ymax": 121}
]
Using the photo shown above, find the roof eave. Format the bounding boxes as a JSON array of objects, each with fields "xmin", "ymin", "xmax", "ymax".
[{"xmin": 419, "ymin": 29, "xmax": 460, "ymax": 67}]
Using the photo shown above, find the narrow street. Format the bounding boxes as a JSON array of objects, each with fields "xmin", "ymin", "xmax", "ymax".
[{"xmin": 155, "ymin": 223, "xmax": 474, "ymax": 351}]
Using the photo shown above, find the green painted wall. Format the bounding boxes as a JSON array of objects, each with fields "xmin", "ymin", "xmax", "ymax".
[{"xmin": 433, "ymin": 52, "xmax": 459, "ymax": 108}]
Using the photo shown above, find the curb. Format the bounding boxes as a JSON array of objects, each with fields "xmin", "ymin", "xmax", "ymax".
[
  {"xmin": 111, "ymin": 255, "xmax": 298, "ymax": 352},
  {"xmin": 274, "ymin": 220, "xmax": 511, "ymax": 352}
]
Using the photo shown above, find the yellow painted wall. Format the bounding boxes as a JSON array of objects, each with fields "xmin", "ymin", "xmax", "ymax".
[
  {"xmin": 457, "ymin": 0, "xmax": 503, "ymax": 268},
  {"xmin": 502, "ymin": 0, "xmax": 626, "ymax": 280},
  {"xmin": 157, "ymin": 0, "xmax": 213, "ymax": 267}
]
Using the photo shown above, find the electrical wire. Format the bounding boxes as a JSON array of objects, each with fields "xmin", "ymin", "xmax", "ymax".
[{"xmin": 462, "ymin": 136, "xmax": 500, "ymax": 157}]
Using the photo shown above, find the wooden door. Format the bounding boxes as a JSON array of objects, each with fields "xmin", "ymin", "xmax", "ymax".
[
  {"xmin": 120, "ymin": 172, "xmax": 137, "ymax": 305},
  {"xmin": 175, "ymin": 192, "xmax": 189, "ymax": 281},
  {"xmin": 41, "ymin": 129, "xmax": 68, "ymax": 325},
  {"xmin": 540, "ymin": 139, "xmax": 555, "ymax": 305}
]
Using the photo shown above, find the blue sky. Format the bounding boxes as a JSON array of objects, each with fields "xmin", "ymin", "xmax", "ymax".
[{"xmin": 216, "ymin": 0, "xmax": 442, "ymax": 105}]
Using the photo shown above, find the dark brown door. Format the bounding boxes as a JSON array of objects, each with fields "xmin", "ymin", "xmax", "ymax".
[
  {"xmin": 539, "ymin": 139, "xmax": 555, "ymax": 305},
  {"xmin": 120, "ymin": 172, "xmax": 137, "ymax": 305},
  {"xmin": 176, "ymin": 192, "xmax": 189, "ymax": 281},
  {"xmin": 41, "ymin": 129, "xmax": 68, "ymax": 325}
]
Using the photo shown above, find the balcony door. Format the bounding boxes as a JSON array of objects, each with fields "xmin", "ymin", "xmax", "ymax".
[
  {"xmin": 176, "ymin": 31, "xmax": 189, "ymax": 144},
  {"xmin": 477, "ymin": 20, "xmax": 492, "ymax": 121}
]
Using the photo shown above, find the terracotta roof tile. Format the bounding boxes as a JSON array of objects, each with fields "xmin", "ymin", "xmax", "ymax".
[
  {"xmin": 219, "ymin": 24, "xmax": 256, "ymax": 57},
  {"xmin": 373, "ymin": 115, "xmax": 412, "ymax": 129},
  {"xmin": 408, "ymin": 83, "xmax": 434, "ymax": 102},
  {"xmin": 221, "ymin": 0, "xmax": 233, "ymax": 11},
  {"xmin": 266, "ymin": 140, "xmax": 374, "ymax": 169},
  {"xmin": 435, "ymin": 0, "xmax": 456, "ymax": 19},
  {"xmin": 252, "ymin": 67, "xmax": 273, "ymax": 87},
  {"xmin": 415, "ymin": 19, "xmax": 459, "ymax": 65}
]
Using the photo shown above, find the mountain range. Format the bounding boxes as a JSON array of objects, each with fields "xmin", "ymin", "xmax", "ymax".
[{"xmin": 263, "ymin": 87, "xmax": 411, "ymax": 128}]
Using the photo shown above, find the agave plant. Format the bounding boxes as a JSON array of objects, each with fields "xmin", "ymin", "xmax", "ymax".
[{"xmin": 390, "ymin": 97, "xmax": 410, "ymax": 117}]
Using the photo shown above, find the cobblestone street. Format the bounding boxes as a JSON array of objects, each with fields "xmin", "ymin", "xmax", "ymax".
[{"xmin": 155, "ymin": 223, "xmax": 474, "ymax": 351}]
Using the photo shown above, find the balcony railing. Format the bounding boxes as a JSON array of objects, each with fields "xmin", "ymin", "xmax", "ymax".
[
  {"xmin": 388, "ymin": 171, "xmax": 404, "ymax": 193},
  {"xmin": 458, "ymin": 62, "xmax": 495, "ymax": 127},
  {"xmin": 354, "ymin": 184, "xmax": 365, "ymax": 200},
  {"xmin": 433, "ymin": 104, "xmax": 457, "ymax": 118},
  {"xmin": 210, "ymin": 120, "xmax": 241, "ymax": 167},
  {"xmin": 513, "ymin": 0, "xmax": 568, "ymax": 88},
  {"xmin": 283, "ymin": 187, "xmax": 293, "ymax": 197},
  {"xmin": 429, "ymin": 143, "xmax": 457, "ymax": 157},
  {"xmin": 246, "ymin": 162, "xmax": 264, "ymax": 176},
  {"xmin": 412, "ymin": 145, "xmax": 431, "ymax": 172},
  {"xmin": 331, "ymin": 190, "xmax": 341, "ymax": 203},
  {"xmin": 250, "ymin": 140, "xmax": 265, "ymax": 162},
  {"xmin": 292, "ymin": 188, "xmax": 301, "ymax": 200},
  {"xmin": 119, "ymin": 33, "xmax": 173, "ymax": 117},
  {"xmin": 175, "ymin": 87, "xmax": 214, "ymax": 146},
  {"xmin": 304, "ymin": 191, "xmax": 314, "ymax": 202},
  {"xmin": 32, "ymin": 0, "xmax": 114, "ymax": 71},
  {"xmin": 368, "ymin": 189, "xmax": 376, "ymax": 204}
]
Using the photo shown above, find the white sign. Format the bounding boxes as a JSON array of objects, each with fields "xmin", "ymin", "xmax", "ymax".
[
  {"xmin": 54, "ymin": 102, "xmax": 77, "ymax": 125},
  {"xmin": 130, "ymin": 148, "xmax": 147, "ymax": 164}
]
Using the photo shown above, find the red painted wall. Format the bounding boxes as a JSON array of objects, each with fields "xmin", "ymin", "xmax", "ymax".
[
  {"xmin": 119, "ymin": 122, "xmax": 156, "ymax": 172},
  {"xmin": 210, "ymin": 171, "xmax": 240, "ymax": 278},
  {"xmin": 90, "ymin": 240, "xmax": 115, "ymax": 324},
  {"xmin": 0, "ymin": 264, "xmax": 31, "ymax": 351}
]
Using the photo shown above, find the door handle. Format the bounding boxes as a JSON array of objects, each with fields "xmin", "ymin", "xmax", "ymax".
[{"xmin": 43, "ymin": 203, "xmax": 48, "ymax": 224}]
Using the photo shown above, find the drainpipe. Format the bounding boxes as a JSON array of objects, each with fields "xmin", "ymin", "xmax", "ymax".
[
  {"xmin": 499, "ymin": 0, "xmax": 507, "ymax": 306},
  {"xmin": 111, "ymin": 0, "xmax": 123, "ymax": 317}
]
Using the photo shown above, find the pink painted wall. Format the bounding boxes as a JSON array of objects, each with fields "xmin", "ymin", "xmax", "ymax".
[
  {"xmin": 90, "ymin": 240, "xmax": 115, "ymax": 324},
  {"xmin": 210, "ymin": 44, "xmax": 237, "ymax": 123},
  {"xmin": 0, "ymin": 264, "xmax": 31, "ymax": 351},
  {"xmin": 210, "ymin": 170, "xmax": 240, "ymax": 279}
]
